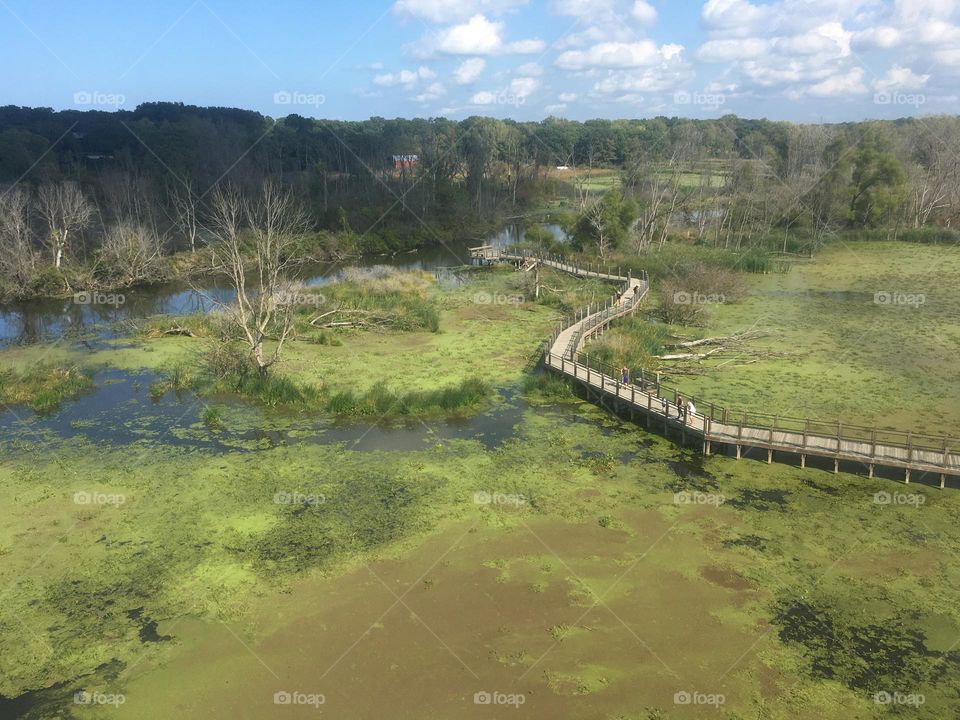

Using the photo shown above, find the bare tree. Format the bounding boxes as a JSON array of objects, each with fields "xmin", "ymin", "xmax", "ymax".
[
  {"xmin": 0, "ymin": 187, "xmax": 37, "ymax": 290},
  {"xmin": 98, "ymin": 221, "xmax": 165, "ymax": 286},
  {"xmin": 37, "ymin": 182, "xmax": 94, "ymax": 269},
  {"xmin": 208, "ymin": 181, "xmax": 310, "ymax": 375},
  {"xmin": 169, "ymin": 182, "xmax": 202, "ymax": 253}
]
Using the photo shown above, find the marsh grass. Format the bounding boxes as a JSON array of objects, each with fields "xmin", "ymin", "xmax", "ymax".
[
  {"xmin": 325, "ymin": 376, "xmax": 491, "ymax": 416},
  {"xmin": 586, "ymin": 315, "xmax": 672, "ymax": 372},
  {"xmin": 522, "ymin": 371, "xmax": 574, "ymax": 401},
  {"xmin": 0, "ymin": 364, "xmax": 94, "ymax": 414},
  {"xmin": 136, "ymin": 313, "xmax": 226, "ymax": 339},
  {"xmin": 314, "ymin": 268, "xmax": 441, "ymax": 332}
]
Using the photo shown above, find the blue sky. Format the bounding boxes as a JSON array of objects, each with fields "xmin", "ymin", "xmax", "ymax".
[{"xmin": 1, "ymin": 0, "xmax": 957, "ymax": 122}]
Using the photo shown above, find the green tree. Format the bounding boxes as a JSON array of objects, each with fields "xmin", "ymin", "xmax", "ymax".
[{"xmin": 848, "ymin": 129, "xmax": 907, "ymax": 227}]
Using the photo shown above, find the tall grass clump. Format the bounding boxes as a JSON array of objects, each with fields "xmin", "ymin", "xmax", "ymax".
[
  {"xmin": 326, "ymin": 376, "xmax": 491, "ymax": 416},
  {"xmin": 0, "ymin": 365, "xmax": 94, "ymax": 414},
  {"xmin": 314, "ymin": 267, "xmax": 441, "ymax": 332}
]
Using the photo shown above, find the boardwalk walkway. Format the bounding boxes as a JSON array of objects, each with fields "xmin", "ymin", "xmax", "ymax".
[{"xmin": 471, "ymin": 246, "xmax": 960, "ymax": 487}]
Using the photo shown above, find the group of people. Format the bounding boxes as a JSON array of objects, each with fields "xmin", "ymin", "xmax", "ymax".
[{"xmin": 618, "ymin": 365, "xmax": 697, "ymax": 422}]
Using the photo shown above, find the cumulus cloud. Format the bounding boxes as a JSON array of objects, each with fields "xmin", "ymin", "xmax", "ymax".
[
  {"xmin": 807, "ymin": 67, "xmax": 867, "ymax": 97},
  {"xmin": 413, "ymin": 13, "xmax": 544, "ymax": 56},
  {"xmin": 470, "ymin": 90, "xmax": 499, "ymax": 104},
  {"xmin": 415, "ymin": 82, "xmax": 447, "ymax": 102},
  {"xmin": 454, "ymin": 58, "xmax": 486, "ymax": 84},
  {"xmin": 392, "ymin": 0, "xmax": 528, "ymax": 23},
  {"xmin": 557, "ymin": 41, "xmax": 682, "ymax": 70},
  {"xmin": 873, "ymin": 65, "xmax": 931, "ymax": 91},
  {"xmin": 509, "ymin": 76, "xmax": 540, "ymax": 97},
  {"xmin": 697, "ymin": 38, "xmax": 770, "ymax": 62},
  {"xmin": 437, "ymin": 15, "xmax": 505, "ymax": 54},
  {"xmin": 632, "ymin": 0, "xmax": 657, "ymax": 24},
  {"xmin": 373, "ymin": 66, "xmax": 436, "ymax": 87}
]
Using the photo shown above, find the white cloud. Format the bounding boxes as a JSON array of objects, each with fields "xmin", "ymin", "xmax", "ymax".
[
  {"xmin": 437, "ymin": 15, "xmax": 505, "ymax": 54},
  {"xmin": 505, "ymin": 38, "xmax": 547, "ymax": 53},
  {"xmin": 697, "ymin": 38, "xmax": 770, "ymax": 62},
  {"xmin": 557, "ymin": 41, "xmax": 673, "ymax": 69},
  {"xmin": 544, "ymin": 103, "xmax": 568, "ymax": 114},
  {"xmin": 632, "ymin": 0, "xmax": 657, "ymax": 24},
  {"xmin": 558, "ymin": 92, "xmax": 578, "ymax": 102},
  {"xmin": 415, "ymin": 82, "xmax": 447, "ymax": 101},
  {"xmin": 373, "ymin": 65, "xmax": 436, "ymax": 87},
  {"xmin": 774, "ymin": 22, "xmax": 851, "ymax": 57},
  {"xmin": 873, "ymin": 65, "xmax": 931, "ymax": 91},
  {"xmin": 414, "ymin": 13, "xmax": 544, "ymax": 56},
  {"xmin": 454, "ymin": 58, "xmax": 486, "ymax": 84},
  {"xmin": 702, "ymin": 0, "xmax": 771, "ymax": 34},
  {"xmin": 516, "ymin": 62, "xmax": 544, "ymax": 75},
  {"xmin": 807, "ymin": 67, "xmax": 867, "ymax": 97},
  {"xmin": 393, "ymin": 0, "xmax": 528, "ymax": 23},
  {"xmin": 470, "ymin": 90, "xmax": 499, "ymax": 104},
  {"xmin": 853, "ymin": 26, "xmax": 902, "ymax": 49},
  {"xmin": 509, "ymin": 76, "xmax": 540, "ymax": 96}
]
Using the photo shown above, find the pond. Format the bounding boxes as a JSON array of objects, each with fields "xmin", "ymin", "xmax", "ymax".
[{"xmin": 0, "ymin": 224, "xmax": 568, "ymax": 347}]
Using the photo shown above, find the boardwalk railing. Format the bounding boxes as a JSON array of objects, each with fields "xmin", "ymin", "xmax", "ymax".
[{"xmin": 470, "ymin": 245, "xmax": 959, "ymax": 487}]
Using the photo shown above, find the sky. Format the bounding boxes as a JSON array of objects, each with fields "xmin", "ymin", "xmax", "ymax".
[{"xmin": 0, "ymin": 0, "xmax": 957, "ymax": 122}]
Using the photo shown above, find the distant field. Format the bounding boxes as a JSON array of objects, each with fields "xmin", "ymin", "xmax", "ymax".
[{"xmin": 551, "ymin": 165, "xmax": 727, "ymax": 196}]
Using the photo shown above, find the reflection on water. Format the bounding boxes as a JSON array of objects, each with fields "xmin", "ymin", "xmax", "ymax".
[{"xmin": 0, "ymin": 224, "xmax": 568, "ymax": 347}]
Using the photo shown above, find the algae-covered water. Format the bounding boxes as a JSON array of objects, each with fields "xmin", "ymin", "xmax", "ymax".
[{"xmin": 2, "ymin": 238, "xmax": 959, "ymax": 720}]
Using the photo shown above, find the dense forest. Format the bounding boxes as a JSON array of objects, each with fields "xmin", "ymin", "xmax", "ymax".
[{"xmin": 0, "ymin": 102, "xmax": 957, "ymax": 300}]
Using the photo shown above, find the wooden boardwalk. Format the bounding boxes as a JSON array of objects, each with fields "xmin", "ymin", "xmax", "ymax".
[{"xmin": 471, "ymin": 246, "xmax": 960, "ymax": 487}]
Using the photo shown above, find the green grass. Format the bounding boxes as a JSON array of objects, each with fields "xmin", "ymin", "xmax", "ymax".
[
  {"xmin": 0, "ymin": 364, "xmax": 94, "ymax": 414},
  {"xmin": 325, "ymin": 376, "xmax": 491, "ymax": 416},
  {"xmin": 637, "ymin": 241, "xmax": 960, "ymax": 431}
]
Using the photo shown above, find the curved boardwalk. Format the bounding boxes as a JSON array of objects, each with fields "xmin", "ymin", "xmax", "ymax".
[{"xmin": 472, "ymin": 246, "xmax": 960, "ymax": 487}]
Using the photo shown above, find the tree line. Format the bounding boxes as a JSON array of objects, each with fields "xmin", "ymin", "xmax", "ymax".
[{"xmin": 0, "ymin": 103, "xmax": 957, "ymax": 298}]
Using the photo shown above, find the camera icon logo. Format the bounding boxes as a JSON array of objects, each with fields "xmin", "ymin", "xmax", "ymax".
[{"xmin": 474, "ymin": 691, "xmax": 492, "ymax": 705}]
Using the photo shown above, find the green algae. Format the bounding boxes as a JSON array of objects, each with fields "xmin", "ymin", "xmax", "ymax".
[{"xmin": 1, "ymin": 244, "xmax": 960, "ymax": 718}]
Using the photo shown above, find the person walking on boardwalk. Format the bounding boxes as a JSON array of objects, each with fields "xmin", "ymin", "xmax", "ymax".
[
  {"xmin": 686, "ymin": 399, "xmax": 697, "ymax": 419},
  {"xmin": 621, "ymin": 367, "xmax": 629, "ymax": 385},
  {"xmin": 660, "ymin": 396, "xmax": 667, "ymax": 415},
  {"xmin": 677, "ymin": 395, "xmax": 685, "ymax": 421}
]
